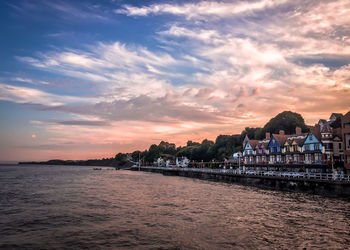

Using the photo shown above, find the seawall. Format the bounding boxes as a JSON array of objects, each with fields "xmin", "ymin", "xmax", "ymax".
[{"xmin": 131, "ymin": 167, "xmax": 350, "ymax": 198}]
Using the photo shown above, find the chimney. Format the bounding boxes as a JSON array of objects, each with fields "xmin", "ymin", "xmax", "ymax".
[
  {"xmin": 314, "ymin": 124, "xmax": 320, "ymax": 134},
  {"xmin": 265, "ymin": 132, "xmax": 270, "ymax": 140},
  {"xmin": 295, "ymin": 127, "xmax": 302, "ymax": 135},
  {"xmin": 279, "ymin": 130, "xmax": 285, "ymax": 135}
]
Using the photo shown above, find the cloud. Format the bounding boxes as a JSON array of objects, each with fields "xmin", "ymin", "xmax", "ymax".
[
  {"xmin": 15, "ymin": 42, "xmax": 182, "ymax": 100},
  {"xmin": 290, "ymin": 54, "xmax": 350, "ymax": 69},
  {"xmin": 48, "ymin": 119, "xmax": 110, "ymax": 126},
  {"xmin": 115, "ymin": 0, "xmax": 289, "ymax": 19},
  {"xmin": 0, "ymin": 83, "xmax": 97, "ymax": 106},
  {"xmin": 8, "ymin": 0, "xmax": 110, "ymax": 22},
  {"xmin": 13, "ymin": 77, "xmax": 50, "ymax": 85},
  {"xmin": 7, "ymin": 0, "xmax": 350, "ymax": 161},
  {"xmin": 44, "ymin": 1, "xmax": 108, "ymax": 21}
]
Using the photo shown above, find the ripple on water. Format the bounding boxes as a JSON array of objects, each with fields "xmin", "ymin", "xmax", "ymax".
[{"xmin": 0, "ymin": 165, "xmax": 349, "ymax": 249}]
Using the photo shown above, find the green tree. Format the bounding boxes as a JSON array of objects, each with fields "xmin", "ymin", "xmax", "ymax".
[
  {"xmin": 241, "ymin": 127, "xmax": 263, "ymax": 140},
  {"xmin": 115, "ymin": 153, "xmax": 128, "ymax": 166},
  {"xmin": 158, "ymin": 141, "xmax": 176, "ymax": 155},
  {"xmin": 191, "ymin": 139, "xmax": 214, "ymax": 161},
  {"xmin": 211, "ymin": 134, "xmax": 242, "ymax": 160},
  {"xmin": 262, "ymin": 111, "xmax": 308, "ymax": 135},
  {"xmin": 144, "ymin": 144, "xmax": 160, "ymax": 163},
  {"xmin": 131, "ymin": 151, "xmax": 141, "ymax": 162}
]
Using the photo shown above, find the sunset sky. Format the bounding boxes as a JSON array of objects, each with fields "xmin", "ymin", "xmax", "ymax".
[{"xmin": 0, "ymin": 0, "xmax": 349, "ymax": 162}]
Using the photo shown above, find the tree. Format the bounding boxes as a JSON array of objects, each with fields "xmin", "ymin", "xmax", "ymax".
[
  {"xmin": 158, "ymin": 141, "xmax": 176, "ymax": 155},
  {"xmin": 186, "ymin": 140, "xmax": 200, "ymax": 147},
  {"xmin": 131, "ymin": 151, "xmax": 141, "ymax": 162},
  {"xmin": 211, "ymin": 135, "xmax": 242, "ymax": 160},
  {"xmin": 191, "ymin": 139, "xmax": 214, "ymax": 161},
  {"xmin": 115, "ymin": 153, "xmax": 128, "ymax": 166},
  {"xmin": 241, "ymin": 127, "xmax": 263, "ymax": 140},
  {"xmin": 262, "ymin": 111, "xmax": 308, "ymax": 135},
  {"xmin": 144, "ymin": 144, "xmax": 160, "ymax": 163}
]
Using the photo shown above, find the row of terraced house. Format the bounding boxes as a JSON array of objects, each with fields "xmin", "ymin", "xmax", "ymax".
[{"xmin": 242, "ymin": 111, "xmax": 350, "ymax": 173}]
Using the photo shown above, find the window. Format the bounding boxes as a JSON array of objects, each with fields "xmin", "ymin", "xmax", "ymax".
[
  {"xmin": 315, "ymin": 144, "xmax": 320, "ymax": 150},
  {"xmin": 315, "ymin": 153, "xmax": 322, "ymax": 162},
  {"xmin": 286, "ymin": 155, "xmax": 291, "ymax": 162},
  {"xmin": 305, "ymin": 154, "xmax": 311, "ymax": 163},
  {"xmin": 293, "ymin": 145, "xmax": 298, "ymax": 152},
  {"xmin": 276, "ymin": 155, "xmax": 282, "ymax": 162},
  {"xmin": 294, "ymin": 154, "xmax": 299, "ymax": 162},
  {"xmin": 305, "ymin": 145, "xmax": 310, "ymax": 151},
  {"xmin": 286, "ymin": 146, "xmax": 290, "ymax": 152},
  {"xmin": 309, "ymin": 134, "xmax": 313, "ymax": 140},
  {"xmin": 347, "ymin": 134, "xmax": 350, "ymax": 150},
  {"xmin": 339, "ymin": 143, "xmax": 342, "ymax": 149}
]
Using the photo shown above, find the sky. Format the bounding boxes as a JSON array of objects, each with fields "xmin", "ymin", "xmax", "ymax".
[{"xmin": 0, "ymin": 0, "xmax": 349, "ymax": 162}]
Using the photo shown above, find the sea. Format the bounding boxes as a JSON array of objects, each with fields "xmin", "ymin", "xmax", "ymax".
[{"xmin": 0, "ymin": 164, "xmax": 349, "ymax": 249}]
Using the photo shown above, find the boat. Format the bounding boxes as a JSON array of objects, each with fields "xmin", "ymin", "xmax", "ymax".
[{"xmin": 93, "ymin": 167, "xmax": 102, "ymax": 170}]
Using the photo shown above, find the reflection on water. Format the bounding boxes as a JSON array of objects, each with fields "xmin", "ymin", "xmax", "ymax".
[{"xmin": 0, "ymin": 165, "xmax": 349, "ymax": 249}]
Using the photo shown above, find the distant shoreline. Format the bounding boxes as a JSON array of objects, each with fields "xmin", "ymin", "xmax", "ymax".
[
  {"xmin": 18, "ymin": 159, "xmax": 115, "ymax": 167},
  {"xmin": 0, "ymin": 162, "xmax": 18, "ymax": 165}
]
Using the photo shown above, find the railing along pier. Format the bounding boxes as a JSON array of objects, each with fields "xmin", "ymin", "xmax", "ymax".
[{"xmin": 134, "ymin": 166, "xmax": 350, "ymax": 182}]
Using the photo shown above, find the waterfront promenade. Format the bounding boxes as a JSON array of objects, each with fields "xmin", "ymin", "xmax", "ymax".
[{"xmin": 131, "ymin": 166, "xmax": 350, "ymax": 198}]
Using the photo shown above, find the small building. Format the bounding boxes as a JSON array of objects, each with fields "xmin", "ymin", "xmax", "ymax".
[
  {"xmin": 330, "ymin": 113, "xmax": 342, "ymax": 123},
  {"xmin": 176, "ymin": 157, "xmax": 190, "ymax": 168},
  {"xmin": 243, "ymin": 139, "xmax": 258, "ymax": 164},
  {"xmin": 342, "ymin": 111, "xmax": 350, "ymax": 172},
  {"xmin": 302, "ymin": 131, "xmax": 323, "ymax": 164},
  {"xmin": 268, "ymin": 131, "xmax": 288, "ymax": 164}
]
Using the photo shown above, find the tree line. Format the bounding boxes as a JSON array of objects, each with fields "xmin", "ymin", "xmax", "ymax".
[
  {"xmin": 114, "ymin": 111, "xmax": 310, "ymax": 166},
  {"xmin": 20, "ymin": 111, "xmax": 312, "ymax": 167}
]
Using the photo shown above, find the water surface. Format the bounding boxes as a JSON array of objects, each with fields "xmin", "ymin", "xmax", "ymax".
[{"xmin": 0, "ymin": 165, "xmax": 349, "ymax": 249}]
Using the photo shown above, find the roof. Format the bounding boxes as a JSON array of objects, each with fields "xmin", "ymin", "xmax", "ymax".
[
  {"xmin": 293, "ymin": 138, "xmax": 305, "ymax": 146},
  {"xmin": 248, "ymin": 139, "xmax": 259, "ymax": 148},
  {"xmin": 318, "ymin": 119, "xmax": 327, "ymax": 125},
  {"xmin": 342, "ymin": 111, "xmax": 350, "ymax": 123},
  {"xmin": 309, "ymin": 125, "xmax": 322, "ymax": 141},
  {"xmin": 320, "ymin": 122, "xmax": 333, "ymax": 133},
  {"xmin": 255, "ymin": 141, "xmax": 269, "ymax": 148},
  {"xmin": 330, "ymin": 113, "xmax": 342, "ymax": 119},
  {"xmin": 243, "ymin": 134, "xmax": 249, "ymax": 147},
  {"xmin": 271, "ymin": 134, "xmax": 289, "ymax": 145}
]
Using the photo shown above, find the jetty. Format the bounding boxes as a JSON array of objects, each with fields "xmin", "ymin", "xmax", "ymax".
[{"xmin": 130, "ymin": 166, "xmax": 350, "ymax": 198}]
